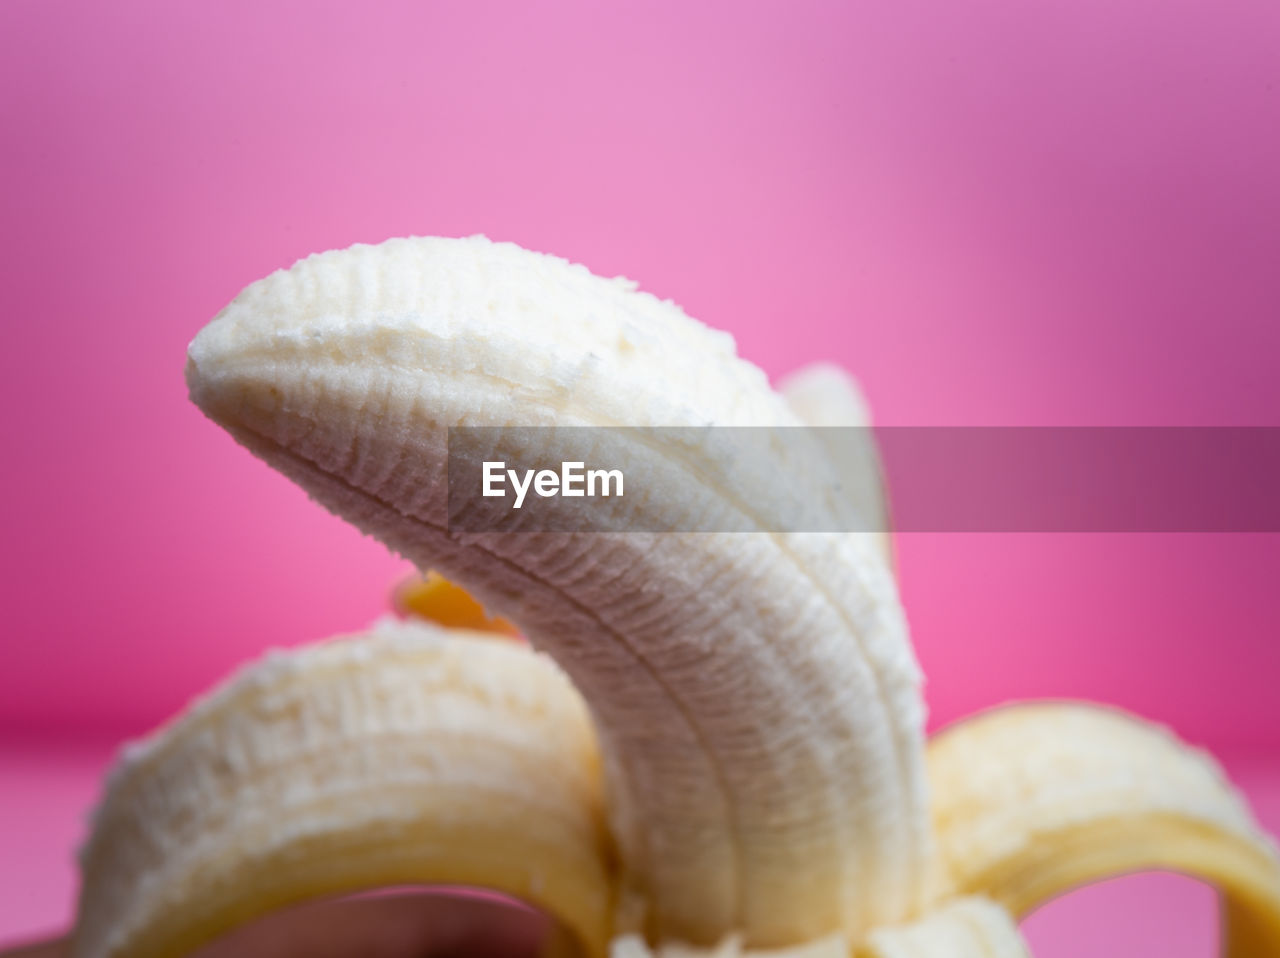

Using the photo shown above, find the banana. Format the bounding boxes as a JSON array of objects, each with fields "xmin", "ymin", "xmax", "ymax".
[
  {"xmin": 183, "ymin": 235, "xmax": 932, "ymax": 948},
  {"xmin": 777, "ymin": 363, "xmax": 893, "ymax": 570},
  {"xmin": 927, "ymin": 702, "xmax": 1280, "ymax": 954},
  {"xmin": 72, "ymin": 620, "xmax": 612, "ymax": 958},
  {"xmin": 69, "ymin": 235, "xmax": 1280, "ymax": 957}
]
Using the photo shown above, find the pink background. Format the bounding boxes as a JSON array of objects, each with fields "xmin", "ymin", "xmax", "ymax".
[{"xmin": 1, "ymin": 0, "xmax": 1277, "ymax": 951}]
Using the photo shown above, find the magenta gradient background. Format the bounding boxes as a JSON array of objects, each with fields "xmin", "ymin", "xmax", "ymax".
[{"xmin": 1, "ymin": 0, "xmax": 1278, "ymax": 951}]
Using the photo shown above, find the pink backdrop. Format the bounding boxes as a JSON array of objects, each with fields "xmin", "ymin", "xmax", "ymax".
[{"xmin": 1, "ymin": 0, "xmax": 1278, "ymax": 949}]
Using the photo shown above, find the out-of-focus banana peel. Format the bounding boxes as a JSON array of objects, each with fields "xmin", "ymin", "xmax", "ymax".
[
  {"xmin": 395, "ymin": 570, "xmax": 522, "ymax": 637},
  {"xmin": 778, "ymin": 363, "xmax": 896, "ymax": 575},
  {"xmin": 926, "ymin": 701, "xmax": 1280, "ymax": 956},
  {"xmin": 72, "ymin": 621, "xmax": 613, "ymax": 958}
]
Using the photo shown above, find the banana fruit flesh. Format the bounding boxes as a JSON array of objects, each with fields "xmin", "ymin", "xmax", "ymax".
[
  {"xmin": 857, "ymin": 897, "xmax": 1029, "ymax": 958},
  {"xmin": 68, "ymin": 235, "xmax": 1280, "ymax": 957},
  {"xmin": 183, "ymin": 236, "xmax": 932, "ymax": 948},
  {"xmin": 609, "ymin": 898, "xmax": 1028, "ymax": 958}
]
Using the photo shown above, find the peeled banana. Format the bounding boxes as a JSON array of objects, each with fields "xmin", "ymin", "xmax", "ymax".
[
  {"xmin": 69, "ymin": 236, "xmax": 1280, "ymax": 957},
  {"xmin": 182, "ymin": 235, "xmax": 933, "ymax": 948}
]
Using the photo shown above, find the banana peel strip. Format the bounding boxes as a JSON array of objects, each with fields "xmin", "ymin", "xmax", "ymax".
[
  {"xmin": 927, "ymin": 702, "xmax": 1280, "ymax": 956},
  {"xmin": 73, "ymin": 621, "xmax": 614, "ymax": 958}
]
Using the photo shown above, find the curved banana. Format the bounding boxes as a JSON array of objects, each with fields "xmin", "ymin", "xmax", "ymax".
[
  {"xmin": 927, "ymin": 702, "xmax": 1280, "ymax": 954},
  {"xmin": 72, "ymin": 620, "xmax": 613, "ymax": 958},
  {"xmin": 184, "ymin": 235, "xmax": 931, "ymax": 947},
  {"xmin": 68, "ymin": 236, "xmax": 1280, "ymax": 958}
]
